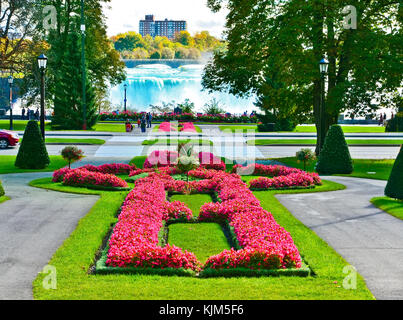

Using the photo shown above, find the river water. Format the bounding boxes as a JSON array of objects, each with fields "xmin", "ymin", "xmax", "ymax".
[{"xmin": 108, "ymin": 64, "xmax": 257, "ymax": 114}]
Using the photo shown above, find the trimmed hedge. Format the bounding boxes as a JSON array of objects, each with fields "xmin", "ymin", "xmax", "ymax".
[
  {"xmin": 385, "ymin": 146, "xmax": 403, "ymax": 200},
  {"xmin": 15, "ymin": 121, "xmax": 50, "ymax": 169},
  {"xmin": 386, "ymin": 113, "xmax": 403, "ymax": 132},
  {"xmin": 0, "ymin": 180, "xmax": 4, "ymax": 197},
  {"xmin": 316, "ymin": 125, "xmax": 353, "ymax": 174}
]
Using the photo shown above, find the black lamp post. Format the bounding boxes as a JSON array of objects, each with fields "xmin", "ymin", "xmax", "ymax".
[
  {"xmin": 38, "ymin": 54, "xmax": 48, "ymax": 139},
  {"xmin": 124, "ymin": 83, "xmax": 128, "ymax": 112},
  {"xmin": 319, "ymin": 58, "xmax": 329, "ymax": 153},
  {"xmin": 81, "ymin": 0, "xmax": 87, "ymax": 130},
  {"xmin": 8, "ymin": 76, "xmax": 13, "ymax": 130}
]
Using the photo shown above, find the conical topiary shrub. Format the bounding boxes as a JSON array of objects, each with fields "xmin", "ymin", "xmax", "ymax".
[
  {"xmin": 385, "ymin": 146, "xmax": 403, "ymax": 200},
  {"xmin": 0, "ymin": 180, "xmax": 4, "ymax": 197},
  {"xmin": 15, "ymin": 121, "xmax": 50, "ymax": 169},
  {"xmin": 316, "ymin": 125, "xmax": 353, "ymax": 174}
]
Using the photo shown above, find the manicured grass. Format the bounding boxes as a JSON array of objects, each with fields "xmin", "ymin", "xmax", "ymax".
[
  {"xmin": 129, "ymin": 156, "xmax": 147, "ymax": 169},
  {"xmin": 31, "ymin": 174, "xmax": 373, "ymax": 300},
  {"xmin": 170, "ymin": 194, "xmax": 213, "ymax": 218},
  {"xmin": 0, "ymin": 120, "xmax": 52, "ymax": 131},
  {"xmin": 272, "ymin": 157, "xmax": 394, "ymax": 181},
  {"xmin": 249, "ymin": 139, "xmax": 403, "ymax": 146},
  {"xmin": 142, "ymin": 139, "xmax": 213, "ymax": 146},
  {"xmin": 169, "ymin": 223, "xmax": 231, "ymax": 263},
  {"xmin": 220, "ymin": 125, "xmax": 387, "ymax": 133},
  {"xmin": 371, "ymin": 197, "xmax": 403, "ymax": 221},
  {"xmin": 45, "ymin": 138, "xmax": 105, "ymax": 145},
  {"xmin": 0, "ymin": 155, "xmax": 69, "ymax": 174},
  {"xmin": 0, "ymin": 196, "xmax": 10, "ymax": 204}
]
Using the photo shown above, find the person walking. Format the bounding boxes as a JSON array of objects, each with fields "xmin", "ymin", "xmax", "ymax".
[
  {"xmin": 379, "ymin": 113, "xmax": 384, "ymax": 126},
  {"xmin": 35, "ymin": 108, "xmax": 40, "ymax": 121},
  {"xmin": 141, "ymin": 115, "xmax": 147, "ymax": 133},
  {"xmin": 21, "ymin": 108, "xmax": 26, "ymax": 120},
  {"xmin": 26, "ymin": 108, "xmax": 30, "ymax": 120},
  {"xmin": 149, "ymin": 113, "xmax": 153, "ymax": 128}
]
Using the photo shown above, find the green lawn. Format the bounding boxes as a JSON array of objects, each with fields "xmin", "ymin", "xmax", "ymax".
[
  {"xmin": 249, "ymin": 139, "xmax": 403, "ymax": 146},
  {"xmin": 30, "ymin": 168, "xmax": 373, "ymax": 300},
  {"xmin": 169, "ymin": 223, "xmax": 231, "ymax": 263},
  {"xmin": 0, "ymin": 120, "xmax": 52, "ymax": 131},
  {"xmin": 142, "ymin": 139, "xmax": 213, "ymax": 146},
  {"xmin": 371, "ymin": 197, "xmax": 403, "ymax": 221},
  {"xmin": 0, "ymin": 196, "xmax": 10, "ymax": 204},
  {"xmin": 272, "ymin": 157, "xmax": 394, "ymax": 181},
  {"xmin": 220, "ymin": 125, "xmax": 387, "ymax": 133},
  {"xmin": 45, "ymin": 138, "xmax": 105, "ymax": 145},
  {"xmin": 0, "ymin": 155, "xmax": 69, "ymax": 174},
  {"xmin": 170, "ymin": 194, "xmax": 213, "ymax": 218}
]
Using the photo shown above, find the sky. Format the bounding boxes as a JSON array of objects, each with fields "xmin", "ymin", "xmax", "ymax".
[{"xmin": 103, "ymin": 0, "xmax": 228, "ymax": 38}]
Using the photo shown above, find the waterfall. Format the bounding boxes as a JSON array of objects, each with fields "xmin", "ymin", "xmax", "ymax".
[{"xmin": 109, "ymin": 64, "xmax": 257, "ymax": 113}]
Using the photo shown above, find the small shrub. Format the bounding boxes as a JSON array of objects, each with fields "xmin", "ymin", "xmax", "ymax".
[
  {"xmin": 386, "ymin": 113, "xmax": 403, "ymax": 132},
  {"xmin": 316, "ymin": 125, "xmax": 353, "ymax": 174},
  {"xmin": 61, "ymin": 146, "xmax": 84, "ymax": 169},
  {"xmin": 0, "ymin": 180, "xmax": 5, "ymax": 197},
  {"xmin": 15, "ymin": 121, "xmax": 50, "ymax": 169},
  {"xmin": 385, "ymin": 146, "xmax": 403, "ymax": 200},
  {"xmin": 296, "ymin": 148, "xmax": 316, "ymax": 171},
  {"xmin": 177, "ymin": 156, "xmax": 200, "ymax": 181}
]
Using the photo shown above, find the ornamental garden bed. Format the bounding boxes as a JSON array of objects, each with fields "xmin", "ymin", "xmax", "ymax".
[{"xmin": 51, "ymin": 155, "xmax": 321, "ymax": 279}]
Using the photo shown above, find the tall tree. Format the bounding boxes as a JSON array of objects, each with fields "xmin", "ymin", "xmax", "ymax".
[
  {"xmin": 203, "ymin": 0, "xmax": 403, "ymax": 152},
  {"xmin": 52, "ymin": 32, "xmax": 98, "ymax": 129}
]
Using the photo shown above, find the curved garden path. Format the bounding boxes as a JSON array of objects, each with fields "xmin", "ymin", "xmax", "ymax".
[
  {"xmin": 276, "ymin": 176, "xmax": 403, "ymax": 300},
  {"xmin": 0, "ymin": 172, "xmax": 99, "ymax": 300}
]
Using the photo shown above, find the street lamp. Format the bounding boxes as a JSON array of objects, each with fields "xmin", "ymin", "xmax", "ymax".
[
  {"xmin": 8, "ymin": 76, "xmax": 13, "ymax": 131},
  {"xmin": 319, "ymin": 58, "xmax": 329, "ymax": 153},
  {"xmin": 38, "ymin": 54, "xmax": 48, "ymax": 139},
  {"xmin": 124, "ymin": 83, "xmax": 128, "ymax": 112},
  {"xmin": 81, "ymin": 0, "xmax": 87, "ymax": 130}
]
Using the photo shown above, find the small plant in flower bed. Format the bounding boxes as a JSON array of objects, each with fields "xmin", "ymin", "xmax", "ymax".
[
  {"xmin": 199, "ymin": 152, "xmax": 226, "ymax": 171},
  {"xmin": 233, "ymin": 164, "xmax": 322, "ymax": 190},
  {"xmin": 296, "ymin": 148, "xmax": 316, "ymax": 171},
  {"xmin": 62, "ymin": 169, "xmax": 129, "ymax": 189}
]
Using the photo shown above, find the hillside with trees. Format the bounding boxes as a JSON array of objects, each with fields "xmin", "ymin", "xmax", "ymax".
[{"xmin": 110, "ymin": 30, "xmax": 225, "ymax": 60}]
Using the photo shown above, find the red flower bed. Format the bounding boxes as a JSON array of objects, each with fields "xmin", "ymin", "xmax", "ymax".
[
  {"xmin": 62, "ymin": 169, "xmax": 128, "ymax": 188},
  {"xmin": 233, "ymin": 164, "xmax": 322, "ymax": 190},
  {"xmin": 106, "ymin": 174, "xmax": 200, "ymax": 270},
  {"xmin": 143, "ymin": 150, "xmax": 179, "ymax": 168},
  {"xmin": 198, "ymin": 152, "xmax": 226, "ymax": 171},
  {"xmin": 53, "ymin": 163, "xmax": 137, "ymax": 183}
]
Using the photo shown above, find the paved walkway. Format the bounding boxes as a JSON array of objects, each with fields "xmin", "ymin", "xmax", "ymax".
[
  {"xmin": 0, "ymin": 173, "xmax": 99, "ymax": 300},
  {"xmin": 276, "ymin": 176, "xmax": 403, "ymax": 300}
]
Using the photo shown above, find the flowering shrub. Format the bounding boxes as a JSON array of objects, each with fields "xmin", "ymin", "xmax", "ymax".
[
  {"xmin": 198, "ymin": 152, "xmax": 226, "ymax": 171},
  {"xmin": 159, "ymin": 122, "xmax": 197, "ymax": 133},
  {"xmin": 181, "ymin": 122, "xmax": 197, "ymax": 133},
  {"xmin": 106, "ymin": 174, "xmax": 200, "ymax": 271},
  {"xmin": 81, "ymin": 163, "xmax": 137, "ymax": 175},
  {"xmin": 63, "ymin": 169, "xmax": 128, "ymax": 188},
  {"xmin": 61, "ymin": 146, "xmax": 84, "ymax": 169},
  {"xmin": 144, "ymin": 150, "xmax": 179, "ymax": 168}
]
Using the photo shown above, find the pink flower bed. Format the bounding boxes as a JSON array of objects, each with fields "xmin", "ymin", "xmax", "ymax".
[
  {"xmin": 198, "ymin": 152, "xmax": 226, "ymax": 171},
  {"xmin": 233, "ymin": 164, "xmax": 322, "ymax": 190},
  {"xmin": 106, "ymin": 174, "xmax": 200, "ymax": 270},
  {"xmin": 181, "ymin": 122, "xmax": 197, "ymax": 133},
  {"xmin": 199, "ymin": 171, "xmax": 303, "ymax": 270},
  {"xmin": 62, "ymin": 169, "xmax": 129, "ymax": 188},
  {"xmin": 52, "ymin": 163, "xmax": 137, "ymax": 183},
  {"xmin": 143, "ymin": 150, "xmax": 179, "ymax": 168},
  {"xmin": 159, "ymin": 122, "xmax": 176, "ymax": 132},
  {"xmin": 158, "ymin": 122, "xmax": 197, "ymax": 133}
]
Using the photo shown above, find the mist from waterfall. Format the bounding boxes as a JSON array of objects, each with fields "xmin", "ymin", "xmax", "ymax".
[{"xmin": 109, "ymin": 64, "xmax": 257, "ymax": 114}]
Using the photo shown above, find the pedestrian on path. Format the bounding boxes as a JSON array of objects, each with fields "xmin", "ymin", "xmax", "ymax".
[{"xmin": 141, "ymin": 116, "xmax": 147, "ymax": 133}]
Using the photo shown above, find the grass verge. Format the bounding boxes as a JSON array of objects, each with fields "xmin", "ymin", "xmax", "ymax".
[
  {"xmin": 220, "ymin": 125, "xmax": 387, "ymax": 133},
  {"xmin": 170, "ymin": 194, "xmax": 212, "ymax": 218},
  {"xmin": 45, "ymin": 138, "xmax": 105, "ymax": 145},
  {"xmin": 371, "ymin": 197, "xmax": 403, "ymax": 221},
  {"xmin": 271, "ymin": 157, "xmax": 394, "ymax": 181},
  {"xmin": 249, "ymin": 139, "xmax": 403, "ymax": 146},
  {"xmin": 0, "ymin": 155, "xmax": 69, "ymax": 175},
  {"xmin": 31, "ymin": 175, "xmax": 373, "ymax": 299},
  {"xmin": 0, "ymin": 196, "xmax": 10, "ymax": 204}
]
